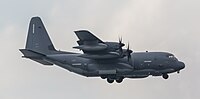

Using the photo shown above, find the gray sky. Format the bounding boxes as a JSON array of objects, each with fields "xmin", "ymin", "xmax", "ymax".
[{"xmin": 0, "ymin": 0, "xmax": 200, "ymax": 99}]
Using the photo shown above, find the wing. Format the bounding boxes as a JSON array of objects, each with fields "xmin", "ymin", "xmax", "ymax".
[
  {"xmin": 73, "ymin": 30, "xmax": 108, "ymax": 52},
  {"xmin": 74, "ymin": 30, "xmax": 104, "ymax": 45},
  {"xmin": 73, "ymin": 30, "xmax": 124, "ymax": 60}
]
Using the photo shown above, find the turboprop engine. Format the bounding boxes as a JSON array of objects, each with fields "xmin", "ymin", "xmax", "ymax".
[{"xmin": 73, "ymin": 43, "xmax": 108, "ymax": 51}]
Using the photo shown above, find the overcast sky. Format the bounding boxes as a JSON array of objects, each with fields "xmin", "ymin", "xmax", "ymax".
[{"xmin": 0, "ymin": 0, "xmax": 200, "ymax": 99}]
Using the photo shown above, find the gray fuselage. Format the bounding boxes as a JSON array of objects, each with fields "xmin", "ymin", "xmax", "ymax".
[{"xmin": 46, "ymin": 51, "xmax": 185, "ymax": 79}]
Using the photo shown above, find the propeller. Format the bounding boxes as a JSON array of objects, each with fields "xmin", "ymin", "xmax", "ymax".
[
  {"xmin": 119, "ymin": 37, "xmax": 125, "ymax": 47},
  {"xmin": 126, "ymin": 42, "xmax": 133, "ymax": 61},
  {"xmin": 118, "ymin": 37, "xmax": 125, "ymax": 56}
]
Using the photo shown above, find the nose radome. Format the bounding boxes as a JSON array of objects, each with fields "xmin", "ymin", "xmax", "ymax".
[{"xmin": 179, "ymin": 61, "xmax": 185, "ymax": 70}]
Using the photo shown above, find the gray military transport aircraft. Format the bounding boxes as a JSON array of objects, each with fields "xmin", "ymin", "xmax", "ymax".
[{"xmin": 20, "ymin": 17, "xmax": 185, "ymax": 83}]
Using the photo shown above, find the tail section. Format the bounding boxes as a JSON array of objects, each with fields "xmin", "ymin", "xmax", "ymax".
[
  {"xmin": 25, "ymin": 17, "xmax": 56, "ymax": 55},
  {"xmin": 19, "ymin": 17, "xmax": 57, "ymax": 65},
  {"xmin": 20, "ymin": 17, "xmax": 76, "ymax": 65}
]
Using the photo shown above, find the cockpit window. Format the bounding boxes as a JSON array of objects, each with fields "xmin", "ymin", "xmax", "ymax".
[
  {"xmin": 167, "ymin": 54, "xmax": 178, "ymax": 61},
  {"xmin": 168, "ymin": 55, "xmax": 174, "ymax": 58}
]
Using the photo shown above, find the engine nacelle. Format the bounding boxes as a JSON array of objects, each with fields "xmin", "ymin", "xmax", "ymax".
[{"xmin": 73, "ymin": 43, "xmax": 108, "ymax": 51}]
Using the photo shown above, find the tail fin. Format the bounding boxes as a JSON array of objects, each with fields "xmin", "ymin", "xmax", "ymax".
[{"xmin": 25, "ymin": 17, "xmax": 56, "ymax": 55}]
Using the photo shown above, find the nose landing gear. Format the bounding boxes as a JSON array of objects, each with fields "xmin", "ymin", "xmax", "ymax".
[{"xmin": 162, "ymin": 74, "xmax": 169, "ymax": 79}]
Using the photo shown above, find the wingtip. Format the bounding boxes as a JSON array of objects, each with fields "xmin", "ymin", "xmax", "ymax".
[{"xmin": 74, "ymin": 30, "xmax": 91, "ymax": 33}]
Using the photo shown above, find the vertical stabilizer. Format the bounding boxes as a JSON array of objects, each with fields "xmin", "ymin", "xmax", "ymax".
[{"xmin": 25, "ymin": 17, "xmax": 56, "ymax": 54}]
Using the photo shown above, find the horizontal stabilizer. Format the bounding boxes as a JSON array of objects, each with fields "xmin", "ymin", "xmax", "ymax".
[
  {"xmin": 20, "ymin": 49, "xmax": 53, "ymax": 65},
  {"xmin": 20, "ymin": 49, "xmax": 45, "ymax": 59}
]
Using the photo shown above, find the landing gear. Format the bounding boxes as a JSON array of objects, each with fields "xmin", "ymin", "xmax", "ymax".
[
  {"xmin": 101, "ymin": 76, "xmax": 106, "ymax": 79},
  {"xmin": 103, "ymin": 76, "xmax": 124, "ymax": 83},
  {"xmin": 162, "ymin": 74, "xmax": 169, "ymax": 79},
  {"xmin": 116, "ymin": 77, "xmax": 124, "ymax": 83},
  {"xmin": 107, "ymin": 78, "xmax": 114, "ymax": 83}
]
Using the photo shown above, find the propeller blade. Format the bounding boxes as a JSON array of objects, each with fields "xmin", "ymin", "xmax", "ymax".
[
  {"xmin": 127, "ymin": 42, "xmax": 129, "ymax": 50},
  {"xmin": 126, "ymin": 42, "xmax": 132, "ymax": 62},
  {"xmin": 118, "ymin": 36, "xmax": 124, "ymax": 47},
  {"xmin": 119, "ymin": 37, "xmax": 122, "ymax": 44}
]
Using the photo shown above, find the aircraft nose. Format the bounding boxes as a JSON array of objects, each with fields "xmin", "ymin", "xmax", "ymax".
[{"xmin": 178, "ymin": 61, "xmax": 185, "ymax": 70}]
